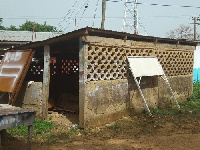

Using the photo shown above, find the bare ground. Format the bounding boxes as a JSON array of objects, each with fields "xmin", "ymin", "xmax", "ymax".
[{"xmin": 2, "ymin": 111, "xmax": 200, "ymax": 150}]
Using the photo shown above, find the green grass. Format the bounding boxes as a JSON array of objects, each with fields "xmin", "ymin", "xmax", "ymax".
[
  {"xmin": 150, "ymin": 82, "xmax": 200, "ymax": 115},
  {"xmin": 7, "ymin": 119, "xmax": 82, "ymax": 143},
  {"xmin": 108, "ymin": 123, "xmax": 121, "ymax": 131},
  {"xmin": 7, "ymin": 119, "xmax": 54, "ymax": 139}
]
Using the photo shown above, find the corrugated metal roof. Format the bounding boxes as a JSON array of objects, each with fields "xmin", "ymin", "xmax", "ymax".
[
  {"xmin": 0, "ymin": 30, "xmax": 62, "ymax": 42},
  {"xmin": 14, "ymin": 27, "xmax": 197, "ymax": 50}
]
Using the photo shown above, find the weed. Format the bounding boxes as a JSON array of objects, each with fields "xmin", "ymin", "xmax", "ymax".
[
  {"xmin": 108, "ymin": 123, "xmax": 121, "ymax": 131},
  {"xmin": 7, "ymin": 119, "xmax": 54, "ymax": 141},
  {"xmin": 150, "ymin": 82, "xmax": 200, "ymax": 115}
]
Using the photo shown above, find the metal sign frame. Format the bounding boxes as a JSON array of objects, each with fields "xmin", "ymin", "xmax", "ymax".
[{"xmin": 127, "ymin": 56, "xmax": 180, "ymax": 115}]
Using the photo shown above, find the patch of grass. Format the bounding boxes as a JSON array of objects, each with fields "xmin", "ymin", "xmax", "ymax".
[
  {"xmin": 7, "ymin": 119, "xmax": 83, "ymax": 143},
  {"xmin": 108, "ymin": 123, "xmax": 121, "ymax": 132},
  {"xmin": 7, "ymin": 119, "xmax": 54, "ymax": 141},
  {"xmin": 33, "ymin": 119, "xmax": 54, "ymax": 136},
  {"xmin": 150, "ymin": 82, "xmax": 200, "ymax": 115}
]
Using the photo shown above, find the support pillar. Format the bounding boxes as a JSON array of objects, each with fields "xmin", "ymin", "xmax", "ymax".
[
  {"xmin": 42, "ymin": 45, "xmax": 50, "ymax": 120},
  {"xmin": 79, "ymin": 37, "xmax": 88, "ymax": 128}
]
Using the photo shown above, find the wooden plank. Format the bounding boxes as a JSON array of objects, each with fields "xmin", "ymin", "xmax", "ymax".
[
  {"xmin": 79, "ymin": 37, "xmax": 88, "ymax": 128},
  {"xmin": 42, "ymin": 45, "xmax": 50, "ymax": 120}
]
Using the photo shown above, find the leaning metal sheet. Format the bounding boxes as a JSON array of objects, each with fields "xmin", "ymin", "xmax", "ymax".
[
  {"xmin": 0, "ymin": 50, "xmax": 33, "ymax": 93},
  {"xmin": 127, "ymin": 56, "xmax": 164, "ymax": 77}
]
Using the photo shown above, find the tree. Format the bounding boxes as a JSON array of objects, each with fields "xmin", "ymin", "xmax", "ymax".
[
  {"xmin": 166, "ymin": 24, "xmax": 197, "ymax": 40},
  {"xmin": 7, "ymin": 25, "xmax": 18, "ymax": 31},
  {"xmin": 0, "ymin": 18, "xmax": 6, "ymax": 30},
  {"xmin": 19, "ymin": 20, "xmax": 58, "ymax": 32},
  {"xmin": 0, "ymin": 19, "xmax": 60, "ymax": 32}
]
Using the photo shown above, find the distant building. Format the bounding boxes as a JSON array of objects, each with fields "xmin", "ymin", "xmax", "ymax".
[
  {"xmin": 0, "ymin": 30, "xmax": 62, "ymax": 51},
  {"xmin": 193, "ymin": 43, "xmax": 200, "ymax": 82}
]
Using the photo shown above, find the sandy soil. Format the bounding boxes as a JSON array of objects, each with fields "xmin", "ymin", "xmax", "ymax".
[{"xmin": 1, "ymin": 112, "xmax": 200, "ymax": 150}]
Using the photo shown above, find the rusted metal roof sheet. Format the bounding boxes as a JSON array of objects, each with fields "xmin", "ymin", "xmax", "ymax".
[
  {"xmin": 0, "ymin": 50, "xmax": 34, "ymax": 104},
  {"xmin": 14, "ymin": 27, "xmax": 197, "ymax": 50}
]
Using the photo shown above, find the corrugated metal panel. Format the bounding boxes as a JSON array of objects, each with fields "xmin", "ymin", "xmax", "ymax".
[
  {"xmin": 0, "ymin": 30, "xmax": 62, "ymax": 42},
  {"xmin": 15, "ymin": 27, "xmax": 196, "ymax": 50},
  {"xmin": 0, "ymin": 50, "xmax": 34, "ymax": 104},
  {"xmin": 127, "ymin": 56, "xmax": 163, "ymax": 77}
]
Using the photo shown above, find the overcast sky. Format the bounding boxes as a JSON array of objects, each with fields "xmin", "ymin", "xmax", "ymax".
[{"xmin": 0, "ymin": 0, "xmax": 200, "ymax": 38}]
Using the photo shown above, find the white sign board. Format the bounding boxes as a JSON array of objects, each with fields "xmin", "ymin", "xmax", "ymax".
[{"xmin": 127, "ymin": 56, "xmax": 164, "ymax": 77}]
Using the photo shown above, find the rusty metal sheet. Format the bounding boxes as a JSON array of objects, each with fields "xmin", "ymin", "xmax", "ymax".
[
  {"xmin": 0, "ymin": 50, "xmax": 34, "ymax": 104},
  {"xmin": 0, "ymin": 50, "xmax": 33, "ymax": 93}
]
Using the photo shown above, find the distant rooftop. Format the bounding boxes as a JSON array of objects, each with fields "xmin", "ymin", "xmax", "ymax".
[{"xmin": 0, "ymin": 30, "xmax": 62, "ymax": 42}]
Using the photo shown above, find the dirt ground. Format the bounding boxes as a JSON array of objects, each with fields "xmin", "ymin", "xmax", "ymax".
[{"xmin": 2, "ymin": 111, "xmax": 200, "ymax": 150}]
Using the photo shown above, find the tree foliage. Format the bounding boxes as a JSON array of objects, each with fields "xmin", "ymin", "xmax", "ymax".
[
  {"xmin": 166, "ymin": 24, "xmax": 198, "ymax": 40},
  {"xmin": 0, "ymin": 18, "xmax": 6, "ymax": 30},
  {"xmin": 19, "ymin": 20, "xmax": 58, "ymax": 32},
  {"xmin": 0, "ymin": 19, "xmax": 59, "ymax": 32}
]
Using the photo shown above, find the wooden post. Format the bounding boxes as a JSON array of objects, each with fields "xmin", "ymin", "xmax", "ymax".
[
  {"xmin": 0, "ymin": 129, "xmax": 6, "ymax": 146},
  {"xmin": 101, "ymin": 0, "xmax": 106, "ymax": 29},
  {"xmin": 42, "ymin": 45, "xmax": 50, "ymax": 120},
  {"xmin": 194, "ymin": 17, "xmax": 197, "ymax": 41},
  {"xmin": 27, "ymin": 125, "xmax": 33, "ymax": 150},
  {"xmin": 79, "ymin": 37, "xmax": 88, "ymax": 128}
]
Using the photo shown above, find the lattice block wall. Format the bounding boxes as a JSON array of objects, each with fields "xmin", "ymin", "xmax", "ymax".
[
  {"xmin": 60, "ymin": 59, "xmax": 79, "ymax": 75},
  {"xmin": 87, "ymin": 44, "xmax": 194, "ymax": 81}
]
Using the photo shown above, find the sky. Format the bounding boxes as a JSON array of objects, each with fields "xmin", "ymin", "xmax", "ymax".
[{"xmin": 0, "ymin": 0, "xmax": 200, "ymax": 38}]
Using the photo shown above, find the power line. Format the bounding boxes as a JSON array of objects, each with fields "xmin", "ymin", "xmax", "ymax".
[
  {"xmin": 58, "ymin": 0, "xmax": 79, "ymax": 29},
  {"xmin": 1, "ymin": 15, "xmax": 192, "ymax": 20},
  {"xmin": 63, "ymin": 0, "xmax": 90, "ymax": 31},
  {"xmin": 106, "ymin": 0, "xmax": 200, "ymax": 9},
  {"xmin": 92, "ymin": 0, "xmax": 100, "ymax": 27},
  {"xmin": 76, "ymin": 0, "xmax": 91, "ymax": 29}
]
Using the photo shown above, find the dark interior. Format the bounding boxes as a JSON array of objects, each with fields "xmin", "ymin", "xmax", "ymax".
[{"xmin": 25, "ymin": 38, "xmax": 80, "ymax": 113}]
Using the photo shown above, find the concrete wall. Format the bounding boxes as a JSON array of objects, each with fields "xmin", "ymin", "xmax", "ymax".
[
  {"xmin": 158, "ymin": 75, "xmax": 193, "ymax": 108},
  {"xmin": 84, "ymin": 79, "xmax": 129, "ymax": 127},
  {"xmin": 80, "ymin": 36, "xmax": 195, "ymax": 127},
  {"xmin": 17, "ymin": 82, "xmax": 43, "ymax": 118}
]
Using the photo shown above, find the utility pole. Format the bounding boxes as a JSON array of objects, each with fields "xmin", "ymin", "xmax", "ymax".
[
  {"xmin": 134, "ymin": 0, "xmax": 138, "ymax": 34},
  {"xmin": 101, "ymin": 0, "xmax": 106, "ymax": 29},
  {"xmin": 192, "ymin": 16, "xmax": 200, "ymax": 41},
  {"xmin": 122, "ymin": 0, "xmax": 127, "ymax": 32},
  {"xmin": 194, "ymin": 17, "xmax": 197, "ymax": 41}
]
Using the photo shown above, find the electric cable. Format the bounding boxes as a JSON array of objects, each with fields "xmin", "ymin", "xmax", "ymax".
[
  {"xmin": 75, "ymin": 0, "xmax": 91, "ymax": 29},
  {"xmin": 59, "ymin": 0, "xmax": 83, "ymax": 31},
  {"xmin": 106, "ymin": 0, "xmax": 200, "ymax": 9},
  {"xmin": 63, "ymin": 0, "xmax": 90, "ymax": 31},
  {"xmin": 58, "ymin": 0, "xmax": 78, "ymax": 29},
  {"xmin": 92, "ymin": 0, "xmax": 100, "ymax": 27}
]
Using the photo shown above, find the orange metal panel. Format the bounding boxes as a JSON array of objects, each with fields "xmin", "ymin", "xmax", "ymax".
[
  {"xmin": 0, "ymin": 50, "xmax": 34, "ymax": 104},
  {"xmin": 0, "ymin": 50, "xmax": 33, "ymax": 93}
]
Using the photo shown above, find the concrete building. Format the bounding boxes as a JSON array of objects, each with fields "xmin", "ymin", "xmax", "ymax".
[
  {"xmin": 0, "ymin": 27, "xmax": 196, "ymax": 128},
  {"xmin": 193, "ymin": 43, "xmax": 200, "ymax": 82}
]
